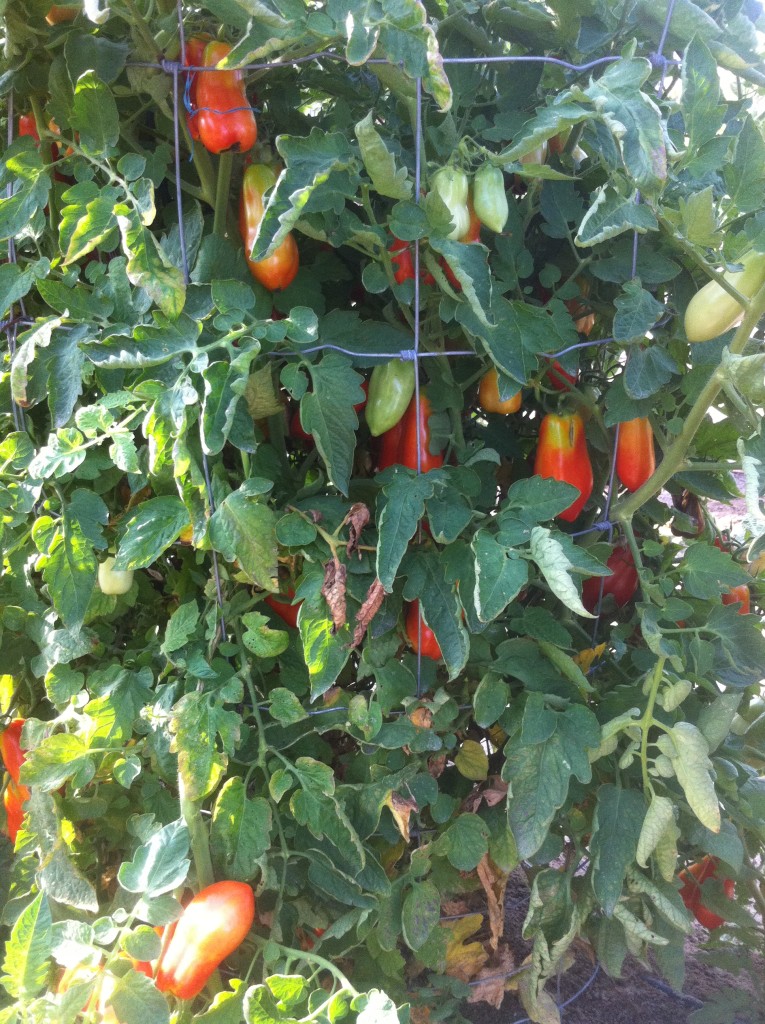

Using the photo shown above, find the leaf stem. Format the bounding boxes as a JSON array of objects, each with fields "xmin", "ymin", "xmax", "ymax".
[{"xmin": 213, "ymin": 151, "xmax": 234, "ymax": 237}]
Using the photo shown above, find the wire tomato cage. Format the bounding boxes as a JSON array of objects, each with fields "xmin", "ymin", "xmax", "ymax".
[{"xmin": 2, "ymin": 0, "xmax": 699, "ymax": 1013}]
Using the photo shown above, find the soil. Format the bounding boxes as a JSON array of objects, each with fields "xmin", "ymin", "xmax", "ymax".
[{"xmin": 462, "ymin": 870, "xmax": 765, "ymax": 1024}]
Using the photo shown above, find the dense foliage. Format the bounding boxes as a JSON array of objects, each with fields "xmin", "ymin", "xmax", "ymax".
[{"xmin": 1, "ymin": 1, "xmax": 765, "ymax": 1022}]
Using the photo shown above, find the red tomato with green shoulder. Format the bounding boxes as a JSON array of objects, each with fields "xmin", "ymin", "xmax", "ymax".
[
  {"xmin": 195, "ymin": 41, "xmax": 258, "ymax": 155},
  {"xmin": 240, "ymin": 163, "xmax": 299, "ymax": 291},
  {"xmin": 155, "ymin": 881, "xmax": 255, "ymax": 1000},
  {"xmin": 615, "ymin": 417, "xmax": 655, "ymax": 492},
  {"xmin": 405, "ymin": 601, "xmax": 441, "ymax": 660},
  {"xmin": 534, "ymin": 413, "xmax": 593, "ymax": 522}
]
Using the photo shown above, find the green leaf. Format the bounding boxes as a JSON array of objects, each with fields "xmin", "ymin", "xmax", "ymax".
[
  {"xmin": 161, "ymin": 601, "xmax": 200, "ymax": 657},
  {"xmin": 724, "ymin": 115, "xmax": 765, "ymax": 215},
  {"xmin": 0, "ymin": 893, "xmax": 51, "ymax": 1000},
  {"xmin": 211, "ymin": 778, "xmax": 271, "ymax": 882},
  {"xmin": 502, "ymin": 705, "xmax": 600, "ymax": 859},
  {"xmin": 472, "ymin": 531, "xmax": 528, "ymax": 622},
  {"xmin": 612, "ymin": 279, "xmax": 665, "ymax": 342},
  {"xmin": 657, "ymin": 723, "xmax": 721, "ymax": 833},
  {"xmin": 376, "ymin": 470, "xmax": 436, "ymax": 592},
  {"xmin": 267, "ymin": 688, "xmax": 307, "ymax": 726},
  {"xmin": 117, "ymin": 820, "xmax": 190, "ymax": 898},
  {"xmin": 590, "ymin": 785, "xmax": 646, "ymax": 915},
  {"xmin": 441, "ymin": 813, "xmax": 490, "ymax": 871},
  {"xmin": 636, "ymin": 795, "xmax": 677, "ymax": 872},
  {"xmin": 401, "ymin": 880, "xmax": 440, "ymax": 951},
  {"xmin": 354, "ymin": 112, "xmax": 412, "ymax": 200},
  {"xmin": 679, "ymin": 543, "xmax": 750, "ymax": 599},
  {"xmin": 65, "ymin": 34, "xmax": 129, "ymax": 86},
  {"xmin": 428, "ymin": 237, "xmax": 494, "ymax": 329},
  {"xmin": 473, "ymin": 672, "xmax": 510, "ymax": 728},
  {"xmin": 118, "ymin": 214, "xmax": 186, "ymax": 320},
  {"xmin": 624, "ymin": 346, "xmax": 678, "ymax": 400},
  {"xmin": 43, "ymin": 506, "xmax": 97, "ymax": 628},
  {"xmin": 242, "ymin": 612, "xmax": 290, "ymax": 659},
  {"xmin": 402, "ymin": 551, "xmax": 470, "ymax": 681},
  {"xmin": 299, "ymin": 610, "xmax": 352, "ymax": 701},
  {"xmin": 114, "ymin": 496, "xmax": 188, "ymax": 571},
  {"xmin": 59, "ymin": 184, "xmax": 121, "ymax": 265},
  {"xmin": 70, "ymin": 72, "xmax": 119, "ymax": 156},
  {"xmin": 253, "ymin": 129, "xmax": 358, "ymax": 260},
  {"xmin": 301, "ymin": 354, "xmax": 364, "ymax": 496},
  {"xmin": 576, "ymin": 185, "xmax": 659, "ymax": 247},
  {"xmin": 354, "ymin": 990, "xmax": 401, "ymax": 1024},
  {"xmin": 208, "ymin": 484, "xmax": 278, "ymax": 591},
  {"xmin": 21, "ymin": 733, "xmax": 92, "ymax": 791},
  {"xmin": 529, "ymin": 527, "xmax": 594, "ymax": 618},
  {"xmin": 0, "ymin": 262, "xmax": 41, "ymax": 319},
  {"xmin": 109, "ymin": 970, "xmax": 170, "ymax": 1024},
  {"xmin": 171, "ymin": 689, "xmax": 243, "ymax": 802},
  {"xmin": 26, "ymin": 790, "xmax": 99, "ymax": 911},
  {"xmin": 583, "ymin": 57, "xmax": 667, "ymax": 193},
  {"xmin": 0, "ymin": 138, "xmax": 50, "ymax": 241}
]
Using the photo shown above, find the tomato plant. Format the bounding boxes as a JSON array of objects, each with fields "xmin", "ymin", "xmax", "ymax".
[{"xmin": 1, "ymin": 3, "xmax": 764, "ymax": 1023}]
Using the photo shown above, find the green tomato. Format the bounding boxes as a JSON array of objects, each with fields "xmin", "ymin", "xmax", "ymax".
[
  {"xmin": 98, "ymin": 557, "xmax": 134, "ymax": 596},
  {"xmin": 684, "ymin": 250, "xmax": 765, "ymax": 342},
  {"xmin": 431, "ymin": 166, "xmax": 470, "ymax": 240},
  {"xmin": 472, "ymin": 163, "xmax": 508, "ymax": 233},
  {"xmin": 365, "ymin": 359, "xmax": 416, "ymax": 437}
]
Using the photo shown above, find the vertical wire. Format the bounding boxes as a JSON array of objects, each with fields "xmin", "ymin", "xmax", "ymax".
[
  {"xmin": 413, "ymin": 76, "xmax": 424, "ymax": 699},
  {"xmin": 172, "ymin": 2, "xmax": 227, "ymax": 642},
  {"xmin": 5, "ymin": 90, "xmax": 26, "ymax": 435}
]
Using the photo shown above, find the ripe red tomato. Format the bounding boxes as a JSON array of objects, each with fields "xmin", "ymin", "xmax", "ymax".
[
  {"xmin": 581, "ymin": 545, "xmax": 639, "ymax": 613},
  {"xmin": 678, "ymin": 856, "xmax": 735, "ymax": 930},
  {"xmin": 722, "ymin": 584, "xmax": 751, "ymax": 614},
  {"xmin": 545, "ymin": 359, "xmax": 578, "ymax": 392},
  {"xmin": 376, "ymin": 417, "xmax": 406, "ymax": 471},
  {"xmin": 265, "ymin": 588, "xmax": 301, "ymax": 628},
  {"xmin": 3, "ymin": 779, "xmax": 30, "ymax": 845},
  {"xmin": 183, "ymin": 35, "xmax": 211, "ymax": 142},
  {"xmin": 0, "ymin": 719, "xmax": 26, "ymax": 784},
  {"xmin": 615, "ymin": 418, "xmax": 655, "ymax": 492},
  {"xmin": 155, "ymin": 881, "xmax": 255, "ymax": 1000},
  {"xmin": 533, "ymin": 413, "xmax": 593, "ymax": 522},
  {"xmin": 389, "ymin": 237, "xmax": 435, "ymax": 286},
  {"xmin": 240, "ymin": 164, "xmax": 299, "ymax": 291},
  {"xmin": 399, "ymin": 394, "xmax": 444, "ymax": 472},
  {"xmin": 195, "ymin": 41, "xmax": 258, "ymax": 155},
  {"xmin": 405, "ymin": 601, "xmax": 442, "ymax": 660}
]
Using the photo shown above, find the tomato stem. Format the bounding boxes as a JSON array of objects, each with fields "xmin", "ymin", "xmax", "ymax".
[{"xmin": 213, "ymin": 150, "xmax": 234, "ymax": 237}]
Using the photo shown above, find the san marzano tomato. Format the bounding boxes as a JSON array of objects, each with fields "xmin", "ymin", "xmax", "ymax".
[
  {"xmin": 155, "ymin": 881, "xmax": 255, "ymax": 1000},
  {"xmin": 240, "ymin": 164, "xmax": 299, "ymax": 291},
  {"xmin": 615, "ymin": 417, "xmax": 655, "ymax": 492},
  {"xmin": 534, "ymin": 413, "xmax": 593, "ymax": 522},
  {"xmin": 195, "ymin": 41, "xmax": 258, "ymax": 155}
]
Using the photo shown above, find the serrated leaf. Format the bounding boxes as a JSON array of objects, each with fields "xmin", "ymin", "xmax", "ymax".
[
  {"xmin": 114, "ymin": 496, "xmax": 188, "ymax": 571},
  {"xmin": 657, "ymin": 723, "xmax": 721, "ymax": 833},
  {"xmin": 0, "ymin": 893, "xmax": 51, "ymax": 1000},
  {"xmin": 208, "ymin": 485, "xmax": 278, "ymax": 592},
  {"xmin": 211, "ymin": 778, "xmax": 271, "ymax": 882},
  {"xmin": 529, "ymin": 527, "xmax": 594, "ymax": 618},
  {"xmin": 354, "ymin": 112, "xmax": 412, "ymax": 199}
]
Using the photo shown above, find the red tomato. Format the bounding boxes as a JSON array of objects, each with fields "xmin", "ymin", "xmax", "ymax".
[
  {"xmin": 581, "ymin": 545, "xmax": 639, "ymax": 613},
  {"xmin": 155, "ymin": 881, "xmax": 255, "ymax": 1000},
  {"xmin": 265, "ymin": 588, "xmax": 301, "ymax": 629},
  {"xmin": 678, "ymin": 856, "xmax": 735, "ymax": 931},
  {"xmin": 240, "ymin": 164, "xmax": 299, "ymax": 291},
  {"xmin": 545, "ymin": 359, "xmax": 578, "ymax": 391},
  {"xmin": 615, "ymin": 418, "xmax": 655, "ymax": 492},
  {"xmin": 0, "ymin": 719, "xmax": 25, "ymax": 784},
  {"xmin": 533, "ymin": 413, "xmax": 593, "ymax": 522},
  {"xmin": 183, "ymin": 36, "xmax": 211, "ymax": 142},
  {"xmin": 18, "ymin": 114, "xmax": 40, "ymax": 142},
  {"xmin": 389, "ymin": 237, "xmax": 435, "ymax": 286},
  {"xmin": 376, "ymin": 417, "xmax": 406, "ymax": 471},
  {"xmin": 195, "ymin": 41, "xmax": 257, "ymax": 155},
  {"xmin": 405, "ymin": 601, "xmax": 442, "ymax": 660},
  {"xmin": 398, "ymin": 394, "xmax": 444, "ymax": 472},
  {"xmin": 722, "ymin": 584, "xmax": 750, "ymax": 614},
  {"xmin": 3, "ymin": 779, "xmax": 29, "ymax": 844}
]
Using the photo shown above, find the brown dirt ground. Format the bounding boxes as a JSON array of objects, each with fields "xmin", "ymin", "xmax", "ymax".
[{"xmin": 462, "ymin": 870, "xmax": 765, "ymax": 1024}]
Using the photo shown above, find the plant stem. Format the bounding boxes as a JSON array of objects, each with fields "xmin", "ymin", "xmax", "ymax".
[
  {"xmin": 213, "ymin": 150, "xmax": 234, "ymax": 237},
  {"xmin": 639, "ymin": 657, "xmax": 666, "ymax": 795}
]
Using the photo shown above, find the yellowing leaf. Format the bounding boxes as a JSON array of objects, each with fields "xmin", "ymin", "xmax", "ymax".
[
  {"xmin": 573, "ymin": 643, "xmax": 606, "ymax": 672},
  {"xmin": 383, "ymin": 792, "xmax": 418, "ymax": 843},
  {"xmin": 455, "ymin": 739, "xmax": 489, "ymax": 781},
  {"xmin": 444, "ymin": 913, "xmax": 488, "ymax": 983}
]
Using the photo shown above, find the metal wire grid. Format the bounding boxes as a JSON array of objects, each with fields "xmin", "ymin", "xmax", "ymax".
[{"xmin": 2, "ymin": 0, "xmax": 684, "ymax": 1016}]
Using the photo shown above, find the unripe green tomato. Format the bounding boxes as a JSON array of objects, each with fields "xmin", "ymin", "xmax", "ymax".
[
  {"xmin": 98, "ymin": 557, "xmax": 134, "ymax": 596},
  {"xmin": 684, "ymin": 251, "xmax": 765, "ymax": 342},
  {"xmin": 472, "ymin": 164, "xmax": 508, "ymax": 233},
  {"xmin": 366, "ymin": 359, "xmax": 416, "ymax": 437},
  {"xmin": 431, "ymin": 166, "xmax": 470, "ymax": 239}
]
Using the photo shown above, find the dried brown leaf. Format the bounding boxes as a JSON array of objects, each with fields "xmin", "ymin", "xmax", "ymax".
[
  {"xmin": 321, "ymin": 556, "xmax": 347, "ymax": 632},
  {"xmin": 466, "ymin": 944, "xmax": 516, "ymax": 1009},
  {"xmin": 477, "ymin": 854, "xmax": 508, "ymax": 949},
  {"xmin": 384, "ymin": 792, "xmax": 419, "ymax": 843},
  {"xmin": 349, "ymin": 578, "xmax": 385, "ymax": 649},
  {"xmin": 345, "ymin": 502, "xmax": 370, "ymax": 557}
]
